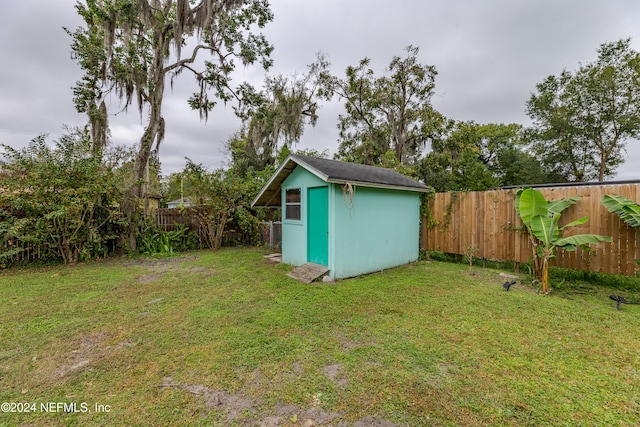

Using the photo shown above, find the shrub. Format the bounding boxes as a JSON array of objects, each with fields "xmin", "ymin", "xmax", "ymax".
[{"xmin": 0, "ymin": 130, "xmax": 125, "ymax": 266}]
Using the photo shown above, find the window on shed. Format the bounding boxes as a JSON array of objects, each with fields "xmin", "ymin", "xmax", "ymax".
[{"xmin": 285, "ymin": 188, "xmax": 301, "ymax": 220}]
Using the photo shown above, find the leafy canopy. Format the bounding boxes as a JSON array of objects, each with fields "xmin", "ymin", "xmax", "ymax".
[
  {"xmin": 321, "ymin": 45, "xmax": 446, "ymax": 168},
  {"xmin": 526, "ymin": 38, "xmax": 640, "ymax": 182}
]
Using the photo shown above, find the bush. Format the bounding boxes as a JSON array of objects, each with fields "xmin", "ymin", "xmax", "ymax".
[
  {"xmin": 548, "ymin": 266, "xmax": 640, "ymax": 293},
  {"xmin": 0, "ymin": 130, "xmax": 125, "ymax": 266},
  {"xmin": 137, "ymin": 222, "xmax": 198, "ymax": 256}
]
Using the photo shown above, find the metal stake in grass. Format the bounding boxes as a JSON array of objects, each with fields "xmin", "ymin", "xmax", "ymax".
[
  {"xmin": 609, "ymin": 295, "xmax": 629, "ymax": 310},
  {"xmin": 503, "ymin": 280, "xmax": 516, "ymax": 291}
]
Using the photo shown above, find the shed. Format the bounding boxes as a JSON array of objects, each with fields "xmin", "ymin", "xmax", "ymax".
[
  {"xmin": 252, "ymin": 154, "xmax": 430, "ymax": 280},
  {"xmin": 165, "ymin": 198, "xmax": 195, "ymax": 209}
]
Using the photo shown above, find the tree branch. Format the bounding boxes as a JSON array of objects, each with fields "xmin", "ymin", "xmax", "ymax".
[{"xmin": 164, "ymin": 44, "xmax": 216, "ymax": 73}]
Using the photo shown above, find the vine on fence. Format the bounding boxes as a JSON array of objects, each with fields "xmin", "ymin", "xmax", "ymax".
[{"xmin": 421, "ymin": 190, "xmax": 459, "ymax": 230}]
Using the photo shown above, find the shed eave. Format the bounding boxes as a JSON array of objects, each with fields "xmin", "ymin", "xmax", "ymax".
[
  {"xmin": 326, "ymin": 178, "xmax": 430, "ymax": 193},
  {"xmin": 250, "ymin": 157, "xmax": 297, "ymax": 207},
  {"xmin": 251, "ymin": 155, "xmax": 332, "ymax": 207}
]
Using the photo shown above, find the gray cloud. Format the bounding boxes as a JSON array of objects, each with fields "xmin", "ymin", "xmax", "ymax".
[{"xmin": 2, "ymin": 0, "xmax": 640, "ymax": 179}]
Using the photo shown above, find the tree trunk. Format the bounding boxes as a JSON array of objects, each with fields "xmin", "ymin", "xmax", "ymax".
[
  {"xmin": 124, "ymin": 37, "xmax": 168, "ymax": 253},
  {"xmin": 540, "ymin": 257, "xmax": 550, "ymax": 294}
]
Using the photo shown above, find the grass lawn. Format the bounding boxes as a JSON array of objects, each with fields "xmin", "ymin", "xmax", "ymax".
[{"xmin": 0, "ymin": 247, "xmax": 639, "ymax": 426}]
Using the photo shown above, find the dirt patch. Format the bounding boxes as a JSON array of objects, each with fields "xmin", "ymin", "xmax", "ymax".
[
  {"xmin": 323, "ymin": 363, "xmax": 348, "ymax": 387},
  {"xmin": 267, "ymin": 404, "xmax": 344, "ymax": 426},
  {"xmin": 160, "ymin": 377, "xmax": 349, "ymax": 426},
  {"xmin": 138, "ymin": 272, "xmax": 165, "ymax": 283},
  {"xmin": 160, "ymin": 370, "xmax": 399, "ymax": 426},
  {"xmin": 53, "ymin": 332, "xmax": 106, "ymax": 378},
  {"xmin": 353, "ymin": 416, "xmax": 398, "ymax": 426},
  {"xmin": 161, "ymin": 376, "xmax": 260, "ymax": 421},
  {"xmin": 131, "ymin": 257, "xmax": 214, "ymax": 283},
  {"xmin": 122, "ymin": 255, "xmax": 198, "ymax": 268},
  {"xmin": 292, "ymin": 361, "xmax": 304, "ymax": 375},
  {"xmin": 335, "ymin": 332, "xmax": 372, "ymax": 353},
  {"xmin": 340, "ymin": 339, "xmax": 361, "ymax": 352},
  {"xmin": 44, "ymin": 332, "xmax": 133, "ymax": 379}
]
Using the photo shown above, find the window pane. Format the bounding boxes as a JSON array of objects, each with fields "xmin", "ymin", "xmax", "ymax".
[
  {"xmin": 286, "ymin": 188, "xmax": 300, "ymax": 203},
  {"xmin": 286, "ymin": 205, "xmax": 301, "ymax": 220}
]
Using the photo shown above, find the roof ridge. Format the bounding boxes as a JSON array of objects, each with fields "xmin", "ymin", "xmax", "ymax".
[{"xmin": 289, "ymin": 153, "xmax": 424, "ymax": 180}]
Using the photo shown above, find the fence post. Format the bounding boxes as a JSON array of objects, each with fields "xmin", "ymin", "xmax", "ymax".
[{"xmin": 269, "ymin": 221, "xmax": 274, "ymax": 249}]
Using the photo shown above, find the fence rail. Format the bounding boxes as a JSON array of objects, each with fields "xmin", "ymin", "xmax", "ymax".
[{"xmin": 422, "ymin": 183, "xmax": 640, "ymax": 276}]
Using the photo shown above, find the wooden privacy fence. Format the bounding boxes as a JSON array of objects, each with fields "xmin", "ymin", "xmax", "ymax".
[
  {"xmin": 422, "ymin": 182, "xmax": 640, "ymax": 276},
  {"xmin": 156, "ymin": 208, "xmax": 207, "ymax": 242},
  {"xmin": 156, "ymin": 208, "xmax": 268, "ymax": 247}
]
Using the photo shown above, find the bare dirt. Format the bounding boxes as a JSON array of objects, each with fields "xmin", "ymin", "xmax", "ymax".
[
  {"xmin": 323, "ymin": 363, "xmax": 348, "ymax": 387},
  {"xmin": 41, "ymin": 332, "xmax": 134, "ymax": 380},
  {"xmin": 159, "ymin": 366, "xmax": 398, "ymax": 426},
  {"xmin": 121, "ymin": 256, "xmax": 215, "ymax": 283}
]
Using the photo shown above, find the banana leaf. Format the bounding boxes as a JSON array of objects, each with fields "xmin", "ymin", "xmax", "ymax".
[
  {"xmin": 602, "ymin": 194, "xmax": 634, "ymax": 211},
  {"xmin": 560, "ymin": 215, "xmax": 589, "ymax": 229},
  {"xmin": 529, "ymin": 214, "xmax": 558, "ymax": 246},
  {"xmin": 555, "ymin": 233, "xmax": 612, "ymax": 251},
  {"xmin": 620, "ymin": 204, "xmax": 640, "ymax": 228},
  {"xmin": 548, "ymin": 196, "xmax": 581, "ymax": 214},
  {"xmin": 602, "ymin": 194, "xmax": 640, "ymax": 228},
  {"xmin": 516, "ymin": 188, "xmax": 548, "ymax": 226}
]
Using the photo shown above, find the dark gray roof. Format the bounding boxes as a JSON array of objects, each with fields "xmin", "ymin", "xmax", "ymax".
[
  {"xmin": 252, "ymin": 154, "xmax": 430, "ymax": 207},
  {"xmin": 292, "ymin": 154, "xmax": 429, "ymax": 189}
]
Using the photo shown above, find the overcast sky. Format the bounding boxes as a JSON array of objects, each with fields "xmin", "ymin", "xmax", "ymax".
[{"xmin": 3, "ymin": 0, "xmax": 640, "ymax": 179}]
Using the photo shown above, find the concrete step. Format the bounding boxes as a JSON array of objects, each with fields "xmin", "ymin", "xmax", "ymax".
[{"xmin": 287, "ymin": 262, "xmax": 330, "ymax": 283}]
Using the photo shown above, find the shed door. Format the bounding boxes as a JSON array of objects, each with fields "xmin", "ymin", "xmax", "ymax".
[{"xmin": 307, "ymin": 186, "xmax": 329, "ymax": 266}]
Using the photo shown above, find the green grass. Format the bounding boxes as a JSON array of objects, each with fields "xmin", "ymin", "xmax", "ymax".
[{"xmin": 1, "ymin": 248, "xmax": 639, "ymax": 426}]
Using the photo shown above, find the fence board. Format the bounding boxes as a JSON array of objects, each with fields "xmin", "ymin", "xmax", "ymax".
[{"xmin": 423, "ymin": 183, "xmax": 640, "ymax": 276}]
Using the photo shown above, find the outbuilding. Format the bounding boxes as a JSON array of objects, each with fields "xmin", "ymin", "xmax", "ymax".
[{"xmin": 252, "ymin": 154, "xmax": 430, "ymax": 280}]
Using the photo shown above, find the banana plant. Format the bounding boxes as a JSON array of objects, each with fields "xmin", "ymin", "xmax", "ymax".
[
  {"xmin": 602, "ymin": 194, "xmax": 640, "ymax": 228},
  {"xmin": 516, "ymin": 188, "xmax": 612, "ymax": 293},
  {"xmin": 602, "ymin": 194, "xmax": 640, "ymax": 268}
]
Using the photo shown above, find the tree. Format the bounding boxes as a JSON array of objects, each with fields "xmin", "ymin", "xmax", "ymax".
[
  {"xmin": 515, "ymin": 188, "xmax": 611, "ymax": 293},
  {"xmin": 526, "ymin": 38, "xmax": 640, "ymax": 182},
  {"xmin": 322, "ymin": 45, "xmax": 446, "ymax": 167},
  {"xmin": 450, "ymin": 151, "xmax": 499, "ymax": 191},
  {"xmin": 223, "ymin": 56, "xmax": 330, "ymax": 175},
  {"xmin": 66, "ymin": 5, "xmax": 110, "ymax": 155},
  {"xmin": 420, "ymin": 121, "xmax": 547, "ymax": 191},
  {"xmin": 237, "ymin": 55, "xmax": 331, "ymax": 171},
  {"xmin": 67, "ymin": 0, "xmax": 274, "ymax": 250},
  {"xmin": 495, "ymin": 148, "xmax": 553, "ymax": 187},
  {"xmin": 473, "ymin": 123, "xmax": 553, "ymax": 186}
]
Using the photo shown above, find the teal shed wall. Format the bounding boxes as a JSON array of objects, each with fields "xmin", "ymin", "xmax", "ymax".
[
  {"xmin": 328, "ymin": 184, "xmax": 420, "ymax": 279},
  {"xmin": 281, "ymin": 166, "xmax": 421, "ymax": 279}
]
